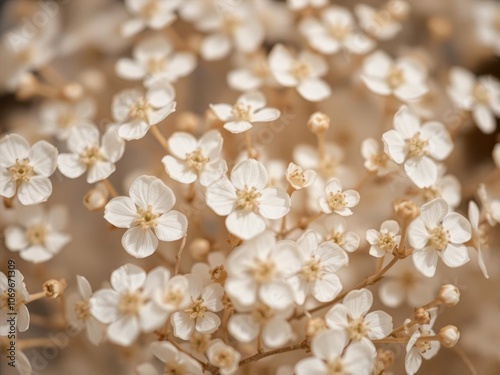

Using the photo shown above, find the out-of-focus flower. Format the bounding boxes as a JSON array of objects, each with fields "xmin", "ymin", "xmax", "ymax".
[
  {"xmin": 227, "ymin": 53, "xmax": 275, "ymax": 92},
  {"xmin": 411, "ymin": 167, "xmax": 461, "ymax": 210},
  {"xmin": 318, "ymin": 178, "xmax": 360, "ymax": 216},
  {"xmin": 207, "ymin": 339, "xmax": 241, "ymax": 375},
  {"xmin": 468, "ymin": 201, "xmax": 489, "ymax": 278},
  {"xmin": 366, "ymin": 220, "xmax": 400, "ymax": 258},
  {"xmin": 408, "ymin": 198, "xmax": 471, "ymax": 277},
  {"xmin": 0, "ymin": 270, "xmax": 30, "ymax": 335},
  {"xmin": 104, "ymin": 175, "xmax": 187, "ymax": 258},
  {"xmin": 361, "ymin": 138, "xmax": 398, "ymax": 177},
  {"xmin": 473, "ymin": 1, "xmax": 500, "ymax": 55},
  {"xmin": 310, "ymin": 216, "xmax": 360, "ymax": 253},
  {"xmin": 287, "ymin": 0, "xmax": 328, "ymax": 11},
  {"xmin": 0, "ymin": 133, "xmax": 58, "ymax": 205},
  {"xmin": 286, "ymin": 162, "xmax": 317, "ymax": 190},
  {"xmin": 355, "ymin": 1, "xmax": 409, "ymax": 41},
  {"xmin": 121, "ymin": 0, "xmax": 180, "ymax": 37},
  {"xmin": 136, "ymin": 341, "xmax": 203, "ymax": 375},
  {"xmin": 477, "ymin": 183, "xmax": 500, "ymax": 226}
]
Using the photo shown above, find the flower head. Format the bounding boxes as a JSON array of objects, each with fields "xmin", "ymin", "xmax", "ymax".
[{"xmin": 318, "ymin": 178, "xmax": 360, "ymax": 216}]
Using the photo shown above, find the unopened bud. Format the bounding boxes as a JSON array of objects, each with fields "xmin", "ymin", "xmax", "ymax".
[
  {"xmin": 227, "ymin": 234, "xmax": 242, "ymax": 248},
  {"xmin": 189, "ymin": 238, "xmax": 211, "ymax": 260},
  {"xmin": 83, "ymin": 183, "xmax": 109, "ymax": 211},
  {"xmin": 43, "ymin": 279, "xmax": 66, "ymax": 299},
  {"xmin": 414, "ymin": 307, "xmax": 430, "ymax": 325},
  {"xmin": 394, "ymin": 199, "xmax": 419, "ymax": 221},
  {"xmin": 438, "ymin": 325, "xmax": 460, "ymax": 348},
  {"xmin": 438, "ymin": 284, "xmax": 460, "ymax": 307},
  {"xmin": 16, "ymin": 73, "xmax": 38, "ymax": 100},
  {"xmin": 61, "ymin": 82, "xmax": 84, "ymax": 101},
  {"xmin": 307, "ymin": 112, "xmax": 330, "ymax": 133},
  {"xmin": 306, "ymin": 317, "xmax": 326, "ymax": 337}
]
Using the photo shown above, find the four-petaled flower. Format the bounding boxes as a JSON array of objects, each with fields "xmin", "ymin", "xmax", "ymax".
[{"xmin": 318, "ymin": 178, "xmax": 360, "ymax": 216}]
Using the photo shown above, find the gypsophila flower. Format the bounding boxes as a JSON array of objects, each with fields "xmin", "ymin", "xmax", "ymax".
[
  {"xmin": 136, "ymin": 341, "xmax": 203, "ymax": 375},
  {"xmin": 355, "ymin": 2, "xmax": 409, "ymax": 41},
  {"xmin": 121, "ymin": 0, "xmax": 180, "ymax": 37},
  {"xmin": 286, "ymin": 162, "xmax": 317, "ymax": 190},
  {"xmin": 0, "ymin": 270, "xmax": 30, "ymax": 335},
  {"xmin": 366, "ymin": 220, "xmax": 401, "ymax": 258},
  {"xmin": 0, "ymin": 133, "xmax": 58, "ymax": 205},
  {"xmin": 5, "ymin": 204, "xmax": 71, "ymax": 263},
  {"xmin": 408, "ymin": 198, "xmax": 471, "ymax": 277},
  {"xmin": 361, "ymin": 138, "xmax": 398, "ymax": 177},
  {"xmin": 210, "ymin": 91, "xmax": 280, "ymax": 134},
  {"xmin": 468, "ymin": 201, "xmax": 489, "ymax": 279},
  {"xmin": 310, "ymin": 216, "xmax": 360, "ymax": 253},
  {"xmin": 207, "ymin": 339, "xmax": 241, "ymax": 375},
  {"xmin": 205, "ymin": 159, "xmax": 290, "ymax": 240},
  {"xmin": 382, "ymin": 105, "xmax": 453, "ymax": 188},
  {"xmin": 104, "ymin": 175, "xmax": 187, "ymax": 258},
  {"xmin": 318, "ymin": 178, "xmax": 360, "ymax": 216}
]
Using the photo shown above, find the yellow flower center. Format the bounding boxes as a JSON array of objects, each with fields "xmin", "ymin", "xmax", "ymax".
[
  {"xmin": 377, "ymin": 232, "xmax": 396, "ymax": 252},
  {"xmin": 74, "ymin": 300, "xmax": 91, "ymax": 321},
  {"xmin": 250, "ymin": 303, "xmax": 274, "ymax": 324},
  {"xmin": 140, "ymin": 0, "xmax": 159, "ymax": 20},
  {"xmin": 291, "ymin": 61, "xmax": 311, "ymax": 80},
  {"xmin": 386, "ymin": 66, "xmax": 405, "ymax": 89},
  {"xmin": 347, "ymin": 317, "xmax": 368, "ymax": 341},
  {"xmin": 370, "ymin": 152, "xmax": 389, "ymax": 168},
  {"xmin": 231, "ymin": 103, "xmax": 252, "ymax": 121},
  {"xmin": 428, "ymin": 225, "xmax": 449, "ymax": 251},
  {"xmin": 57, "ymin": 111, "xmax": 76, "ymax": 129},
  {"xmin": 9, "ymin": 158, "xmax": 35, "ymax": 182},
  {"xmin": 186, "ymin": 148, "xmax": 208, "ymax": 171},
  {"xmin": 250, "ymin": 259, "xmax": 276, "ymax": 283},
  {"xmin": 289, "ymin": 167, "xmax": 306, "ymax": 187},
  {"xmin": 134, "ymin": 205, "xmax": 159, "ymax": 229},
  {"xmin": 327, "ymin": 230, "xmax": 345, "ymax": 247},
  {"xmin": 185, "ymin": 298, "xmax": 207, "ymax": 320},
  {"xmin": 80, "ymin": 145, "xmax": 104, "ymax": 166},
  {"xmin": 129, "ymin": 97, "xmax": 152, "ymax": 122},
  {"xmin": 213, "ymin": 349, "xmax": 236, "ymax": 369},
  {"xmin": 299, "ymin": 258, "xmax": 323, "ymax": 282},
  {"xmin": 209, "ymin": 265, "xmax": 228, "ymax": 284},
  {"xmin": 27, "ymin": 225, "xmax": 47, "ymax": 246},
  {"xmin": 162, "ymin": 287, "xmax": 185, "ymax": 308},
  {"xmin": 164, "ymin": 362, "xmax": 186, "ymax": 375},
  {"xmin": 406, "ymin": 133, "xmax": 428, "ymax": 158},
  {"xmin": 327, "ymin": 192, "xmax": 346, "ymax": 210},
  {"xmin": 236, "ymin": 186, "xmax": 261, "ymax": 212},
  {"xmin": 421, "ymin": 186, "xmax": 441, "ymax": 202},
  {"xmin": 472, "ymin": 83, "xmax": 489, "ymax": 105},
  {"xmin": 328, "ymin": 24, "xmax": 351, "ymax": 41},
  {"xmin": 118, "ymin": 291, "xmax": 143, "ymax": 315},
  {"xmin": 327, "ymin": 359, "xmax": 346, "ymax": 375},
  {"xmin": 146, "ymin": 57, "xmax": 167, "ymax": 75}
]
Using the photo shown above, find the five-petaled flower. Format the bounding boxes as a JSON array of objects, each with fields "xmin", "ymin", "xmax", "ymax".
[{"xmin": 318, "ymin": 178, "xmax": 360, "ymax": 216}]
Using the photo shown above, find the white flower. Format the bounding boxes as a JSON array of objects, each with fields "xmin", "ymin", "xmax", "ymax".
[
  {"xmin": 116, "ymin": 35, "xmax": 196, "ymax": 87},
  {"xmin": 382, "ymin": 105, "xmax": 453, "ymax": 188},
  {"xmin": 228, "ymin": 302, "xmax": 293, "ymax": 348},
  {"xmin": 477, "ymin": 183, "xmax": 500, "ymax": 226},
  {"xmin": 162, "ymin": 130, "xmax": 227, "ymax": 187},
  {"xmin": 288, "ymin": 230, "xmax": 348, "ymax": 304},
  {"xmin": 0, "ymin": 134, "xmax": 58, "ymax": 205},
  {"xmin": 299, "ymin": 6, "xmax": 374, "ymax": 55},
  {"xmin": 171, "ymin": 275, "xmax": 224, "ymax": 340},
  {"xmin": 325, "ymin": 288, "xmax": 393, "ymax": 350},
  {"xmin": 206, "ymin": 339, "xmax": 241, "ymax": 375},
  {"xmin": 361, "ymin": 50, "xmax": 428, "ymax": 101},
  {"xmin": 287, "ymin": 0, "xmax": 328, "ymax": 11},
  {"xmin": 366, "ymin": 220, "xmax": 401, "ymax": 258},
  {"xmin": 227, "ymin": 53, "xmax": 276, "ymax": 92},
  {"xmin": 66, "ymin": 276, "xmax": 105, "ymax": 345},
  {"xmin": 104, "ymin": 175, "xmax": 187, "ymax": 258},
  {"xmin": 0, "ymin": 270, "xmax": 30, "ymax": 335},
  {"xmin": 473, "ymin": 1, "xmax": 500, "ymax": 55},
  {"xmin": 150, "ymin": 272, "xmax": 191, "ymax": 315},
  {"xmin": 447, "ymin": 67, "xmax": 500, "ymax": 134},
  {"xmin": 318, "ymin": 178, "xmax": 360, "ymax": 216},
  {"xmin": 286, "ymin": 162, "xmax": 317, "ymax": 190},
  {"xmin": 121, "ymin": 0, "xmax": 180, "ymax": 37},
  {"xmin": 190, "ymin": 252, "xmax": 227, "ymax": 286},
  {"xmin": 295, "ymin": 329, "xmax": 375, "ymax": 375},
  {"xmin": 414, "ymin": 167, "xmax": 461, "ymax": 210},
  {"xmin": 210, "ymin": 91, "xmax": 280, "ymax": 134},
  {"xmin": 310, "ymin": 216, "xmax": 360, "ymax": 253},
  {"xmin": 468, "ymin": 201, "xmax": 489, "ymax": 279},
  {"xmin": 5, "ymin": 205, "xmax": 71, "ymax": 263},
  {"xmin": 355, "ymin": 3, "xmax": 406, "ymax": 41},
  {"xmin": 408, "ymin": 198, "xmax": 471, "ymax": 277},
  {"xmin": 137, "ymin": 341, "xmax": 203, "ymax": 375},
  {"xmin": 112, "ymin": 85, "xmax": 176, "ymax": 141},
  {"xmin": 361, "ymin": 138, "xmax": 398, "ymax": 177},
  {"xmin": 58, "ymin": 124, "xmax": 125, "ymax": 184},
  {"xmin": 205, "ymin": 159, "xmax": 290, "ymax": 240},
  {"xmin": 225, "ymin": 231, "xmax": 302, "ymax": 309},
  {"xmin": 89, "ymin": 264, "xmax": 166, "ymax": 346},
  {"xmin": 269, "ymin": 44, "xmax": 331, "ymax": 102}
]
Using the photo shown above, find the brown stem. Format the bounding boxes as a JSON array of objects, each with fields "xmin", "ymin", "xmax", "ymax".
[
  {"xmin": 150, "ymin": 125, "xmax": 169, "ymax": 151},
  {"xmin": 102, "ymin": 178, "xmax": 118, "ymax": 198},
  {"xmin": 453, "ymin": 346, "xmax": 478, "ymax": 375},
  {"xmin": 239, "ymin": 340, "xmax": 310, "ymax": 367},
  {"xmin": 174, "ymin": 235, "xmax": 188, "ymax": 275}
]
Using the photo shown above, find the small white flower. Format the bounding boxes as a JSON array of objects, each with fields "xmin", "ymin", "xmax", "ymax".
[
  {"xmin": 361, "ymin": 138, "xmax": 398, "ymax": 177},
  {"xmin": 0, "ymin": 133, "xmax": 58, "ymax": 205},
  {"xmin": 210, "ymin": 91, "xmax": 280, "ymax": 134},
  {"xmin": 361, "ymin": 50, "xmax": 428, "ymax": 101},
  {"xmin": 227, "ymin": 53, "xmax": 275, "ymax": 92},
  {"xmin": 413, "ymin": 167, "xmax": 461, "ymax": 210},
  {"xmin": 121, "ymin": 0, "xmax": 180, "ymax": 37},
  {"xmin": 136, "ymin": 341, "xmax": 203, "ymax": 375},
  {"xmin": 473, "ymin": 1, "xmax": 500, "ymax": 55},
  {"xmin": 355, "ymin": 3, "xmax": 407, "ymax": 41},
  {"xmin": 286, "ymin": 162, "xmax": 317, "ymax": 190},
  {"xmin": 310, "ymin": 216, "xmax": 360, "ymax": 253},
  {"xmin": 162, "ymin": 130, "xmax": 227, "ymax": 186},
  {"xmin": 58, "ymin": 124, "xmax": 125, "ymax": 184},
  {"xmin": 468, "ymin": 201, "xmax": 489, "ymax": 279},
  {"xmin": 408, "ymin": 198, "xmax": 471, "ymax": 277},
  {"xmin": 477, "ymin": 183, "xmax": 500, "ymax": 226},
  {"xmin": 66, "ymin": 276, "xmax": 105, "ymax": 345},
  {"xmin": 325, "ymin": 288, "xmax": 393, "ymax": 351},
  {"xmin": 206, "ymin": 339, "xmax": 241, "ymax": 375},
  {"xmin": 447, "ymin": 67, "xmax": 500, "ymax": 134},
  {"xmin": 0, "ymin": 270, "xmax": 30, "ymax": 335},
  {"xmin": 104, "ymin": 175, "xmax": 187, "ymax": 258},
  {"xmin": 171, "ymin": 275, "xmax": 224, "ymax": 340},
  {"xmin": 5, "ymin": 205, "xmax": 71, "ymax": 263},
  {"xmin": 366, "ymin": 220, "xmax": 401, "ymax": 258},
  {"xmin": 287, "ymin": 0, "xmax": 328, "ymax": 11},
  {"xmin": 295, "ymin": 328, "xmax": 375, "ymax": 375},
  {"xmin": 288, "ymin": 230, "xmax": 348, "ymax": 304},
  {"xmin": 116, "ymin": 35, "xmax": 196, "ymax": 87},
  {"xmin": 299, "ymin": 6, "xmax": 374, "ymax": 55},
  {"xmin": 318, "ymin": 178, "xmax": 360, "ymax": 216},
  {"xmin": 225, "ymin": 231, "xmax": 302, "ymax": 309},
  {"xmin": 112, "ymin": 84, "xmax": 176, "ymax": 141},
  {"xmin": 269, "ymin": 44, "xmax": 331, "ymax": 102},
  {"xmin": 205, "ymin": 159, "xmax": 290, "ymax": 240},
  {"xmin": 382, "ymin": 105, "xmax": 453, "ymax": 188}
]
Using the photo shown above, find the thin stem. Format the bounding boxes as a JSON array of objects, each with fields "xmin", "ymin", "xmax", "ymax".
[
  {"xmin": 174, "ymin": 235, "xmax": 188, "ymax": 275},
  {"xmin": 239, "ymin": 340, "xmax": 309, "ymax": 367},
  {"xmin": 453, "ymin": 346, "xmax": 478, "ymax": 375},
  {"xmin": 27, "ymin": 291, "xmax": 46, "ymax": 303},
  {"xmin": 167, "ymin": 333, "xmax": 217, "ymax": 373},
  {"xmin": 244, "ymin": 132, "xmax": 253, "ymax": 155},
  {"xmin": 102, "ymin": 178, "xmax": 118, "ymax": 198},
  {"xmin": 375, "ymin": 256, "xmax": 385, "ymax": 273},
  {"xmin": 316, "ymin": 132, "xmax": 326, "ymax": 162},
  {"xmin": 18, "ymin": 338, "xmax": 58, "ymax": 350},
  {"xmin": 150, "ymin": 125, "xmax": 169, "ymax": 151}
]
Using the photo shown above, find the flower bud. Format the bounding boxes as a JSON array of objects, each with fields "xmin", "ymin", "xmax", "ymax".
[
  {"xmin": 438, "ymin": 325, "xmax": 460, "ymax": 348},
  {"xmin": 438, "ymin": 284, "xmax": 460, "ymax": 307},
  {"xmin": 414, "ymin": 307, "xmax": 430, "ymax": 325},
  {"xmin": 374, "ymin": 349, "xmax": 395, "ymax": 374},
  {"xmin": 189, "ymin": 238, "xmax": 211, "ymax": 260},
  {"xmin": 62, "ymin": 82, "xmax": 84, "ymax": 101},
  {"xmin": 16, "ymin": 73, "xmax": 38, "ymax": 100},
  {"xmin": 43, "ymin": 279, "xmax": 66, "ymax": 299},
  {"xmin": 83, "ymin": 183, "xmax": 109, "ymax": 211},
  {"xmin": 307, "ymin": 112, "xmax": 330, "ymax": 133},
  {"xmin": 394, "ymin": 199, "xmax": 419, "ymax": 222},
  {"xmin": 306, "ymin": 317, "xmax": 326, "ymax": 337}
]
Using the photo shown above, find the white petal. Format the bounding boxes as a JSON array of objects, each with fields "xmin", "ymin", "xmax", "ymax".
[
  {"xmin": 225, "ymin": 278, "xmax": 257, "ymax": 306},
  {"xmin": 116, "ymin": 58, "xmax": 146, "ymax": 80},
  {"xmin": 196, "ymin": 311, "xmax": 221, "ymax": 334},
  {"xmin": 147, "ymin": 102, "xmax": 176, "ymax": 125},
  {"xmin": 209, "ymin": 104, "xmax": 233, "ymax": 122},
  {"xmin": 421, "ymin": 198, "xmax": 448, "ymax": 229},
  {"xmin": 295, "ymin": 358, "xmax": 328, "ymax": 375},
  {"xmin": 120, "ymin": 18, "xmax": 145, "ymax": 38},
  {"xmin": 162, "ymin": 156, "xmax": 197, "ymax": 184},
  {"xmin": 404, "ymin": 156, "xmax": 438, "ymax": 188},
  {"xmin": 379, "ymin": 279, "xmax": 405, "ymax": 308},
  {"xmin": 5, "ymin": 226, "xmax": 28, "ymax": 251},
  {"xmin": 412, "ymin": 247, "xmax": 438, "ymax": 277},
  {"xmin": 313, "ymin": 273, "xmax": 342, "ymax": 302},
  {"xmin": 343, "ymin": 289, "xmax": 373, "ymax": 318},
  {"xmin": 258, "ymin": 187, "xmax": 290, "ymax": 219},
  {"xmin": 111, "ymin": 263, "xmax": 146, "ymax": 292},
  {"xmin": 17, "ymin": 176, "xmax": 52, "ymax": 205},
  {"xmin": 58, "ymin": 153, "xmax": 87, "ymax": 179},
  {"xmin": 439, "ymin": 244, "xmax": 469, "ymax": 268},
  {"xmin": 262, "ymin": 317, "xmax": 292, "ymax": 348},
  {"xmin": 0, "ymin": 169, "xmax": 16, "ymax": 198},
  {"xmin": 238, "ymin": 91, "xmax": 267, "ymax": 111},
  {"xmin": 171, "ymin": 312, "xmax": 195, "ymax": 340},
  {"xmin": 259, "ymin": 281, "xmax": 294, "ymax": 310},
  {"xmin": 108, "ymin": 316, "xmax": 140, "ymax": 346},
  {"xmin": 202, "ymin": 284, "xmax": 224, "ymax": 312},
  {"xmin": 118, "ymin": 120, "xmax": 151, "ymax": 140},
  {"xmin": 87, "ymin": 161, "xmax": 115, "ymax": 183},
  {"xmin": 101, "ymin": 127, "xmax": 125, "ymax": 163},
  {"xmin": 382, "ymin": 129, "xmax": 406, "ymax": 164},
  {"xmin": 122, "ymin": 227, "xmax": 159, "ymax": 258},
  {"xmin": 231, "ymin": 159, "xmax": 268, "ymax": 190},
  {"xmin": 226, "ymin": 211, "xmax": 266, "ymax": 240},
  {"xmin": 155, "ymin": 211, "xmax": 187, "ymax": 242},
  {"xmin": 421, "ymin": 122, "xmax": 453, "ymax": 161},
  {"xmin": 20, "ymin": 245, "xmax": 53, "ymax": 263},
  {"xmin": 365, "ymin": 310, "xmax": 393, "ymax": 339},
  {"xmin": 442, "ymin": 213, "xmax": 471, "ymax": 244},
  {"xmin": 199, "ymin": 159, "xmax": 227, "ymax": 187},
  {"xmin": 405, "ymin": 348, "xmax": 423, "ymax": 375},
  {"xmin": 408, "ymin": 218, "xmax": 430, "ymax": 250},
  {"xmin": 201, "ymin": 33, "xmax": 231, "ymax": 60},
  {"xmin": 104, "ymin": 197, "xmax": 138, "ymax": 228},
  {"xmin": 28, "ymin": 140, "xmax": 58, "ymax": 177},
  {"xmin": 205, "ymin": 177, "xmax": 236, "ymax": 215},
  {"xmin": 297, "ymin": 78, "xmax": 331, "ymax": 102},
  {"xmin": 67, "ymin": 124, "xmax": 100, "ymax": 154},
  {"xmin": 228, "ymin": 314, "xmax": 259, "ymax": 342},
  {"xmin": 129, "ymin": 175, "xmax": 175, "ymax": 213},
  {"xmin": 473, "ymin": 105, "xmax": 496, "ymax": 134},
  {"xmin": 167, "ymin": 132, "xmax": 197, "ymax": 159},
  {"xmin": 312, "ymin": 328, "xmax": 348, "ymax": 361},
  {"xmin": 224, "ymin": 121, "xmax": 253, "ymax": 134},
  {"xmin": 251, "ymin": 108, "xmax": 281, "ymax": 122},
  {"xmin": 394, "ymin": 83, "xmax": 428, "ymax": 101},
  {"xmin": 89, "ymin": 289, "xmax": 119, "ymax": 323},
  {"xmin": 0, "ymin": 134, "xmax": 29, "ymax": 168},
  {"xmin": 361, "ymin": 76, "xmax": 392, "ymax": 96},
  {"xmin": 199, "ymin": 129, "xmax": 223, "ymax": 160}
]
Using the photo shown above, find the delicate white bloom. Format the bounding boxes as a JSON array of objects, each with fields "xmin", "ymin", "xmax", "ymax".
[
  {"xmin": 361, "ymin": 138, "xmax": 398, "ymax": 177},
  {"xmin": 225, "ymin": 231, "xmax": 302, "ymax": 309},
  {"xmin": 286, "ymin": 162, "xmax": 317, "ymax": 190},
  {"xmin": 287, "ymin": 0, "xmax": 328, "ymax": 11},
  {"xmin": 227, "ymin": 53, "xmax": 276, "ymax": 92},
  {"xmin": 66, "ymin": 276, "xmax": 105, "ymax": 345},
  {"xmin": 228, "ymin": 302, "xmax": 293, "ymax": 348},
  {"xmin": 361, "ymin": 50, "xmax": 428, "ymax": 101},
  {"xmin": 150, "ymin": 272, "xmax": 191, "ymax": 315},
  {"xmin": 366, "ymin": 220, "xmax": 401, "ymax": 258},
  {"xmin": 162, "ymin": 130, "xmax": 227, "ymax": 186},
  {"xmin": 121, "ymin": 0, "xmax": 180, "ymax": 37},
  {"xmin": 493, "ymin": 143, "xmax": 500, "ymax": 168},
  {"xmin": 0, "ymin": 133, "xmax": 58, "ymax": 205},
  {"xmin": 310, "ymin": 216, "xmax": 360, "ymax": 253},
  {"xmin": 288, "ymin": 230, "xmax": 349, "ymax": 304},
  {"xmin": 269, "ymin": 44, "xmax": 331, "ymax": 102},
  {"xmin": 477, "ymin": 183, "xmax": 500, "ymax": 226},
  {"xmin": 325, "ymin": 289, "xmax": 393, "ymax": 350},
  {"xmin": 58, "ymin": 124, "xmax": 125, "ymax": 184},
  {"xmin": 408, "ymin": 198, "xmax": 471, "ymax": 277},
  {"xmin": 295, "ymin": 329, "xmax": 375, "ymax": 375},
  {"xmin": 355, "ymin": 3, "xmax": 406, "ymax": 40},
  {"xmin": 190, "ymin": 252, "xmax": 227, "ymax": 286},
  {"xmin": 112, "ymin": 84, "xmax": 176, "ymax": 141},
  {"xmin": 318, "ymin": 178, "xmax": 360, "ymax": 216},
  {"xmin": 300, "ymin": 6, "xmax": 374, "ymax": 55},
  {"xmin": 468, "ymin": 201, "xmax": 489, "ymax": 279},
  {"xmin": 171, "ymin": 275, "xmax": 224, "ymax": 340},
  {"xmin": 104, "ymin": 175, "xmax": 187, "ymax": 258},
  {"xmin": 447, "ymin": 67, "xmax": 500, "ymax": 134},
  {"xmin": 136, "ymin": 341, "xmax": 203, "ymax": 375},
  {"xmin": 5, "ymin": 205, "xmax": 71, "ymax": 263},
  {"xmin": 382, "ymin": 105, "xmax": 453, "ymax": 188},
  {"xmin": 210, "ymin": 91, "xmax": 280, "ymax": 134},
  {"xmin": 207, "ymin": 339, "xmax": 241, "ymax": 375},
  {"xmin": 116, "ymin": 35, "xmax": 196, "ymax": 87},
  {"xmin": 473, "ymin": 1, "xmax": 500, "ymax": 55},
  {"xmin": 0, "ymin": 270, "xmax": 30, "ymax": 335},
  {"xmin": 205, "ymin": 159, "xmax": 290, "ymax": 240},
  {"xmin": 413, "ymin": 167, "xmax": 461, "ymax": 210}
]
